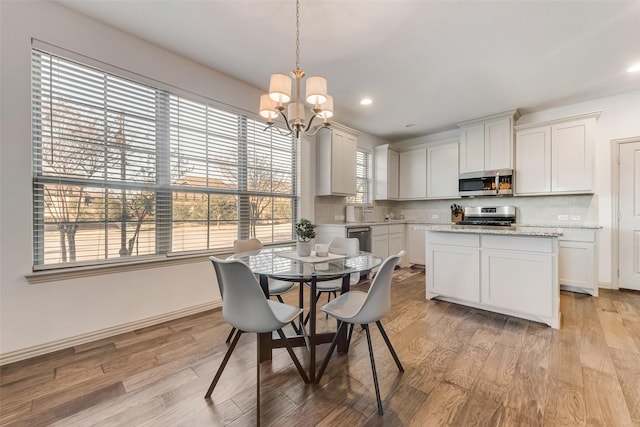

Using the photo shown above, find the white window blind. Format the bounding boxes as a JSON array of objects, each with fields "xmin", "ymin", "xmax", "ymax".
[
  {"xmin": 32, "ymin": 48, "xmax": 297, "ymax": 269},
  {"xmin": 348, "ymin": 149, "xmax": 372, "ymax": 205}
]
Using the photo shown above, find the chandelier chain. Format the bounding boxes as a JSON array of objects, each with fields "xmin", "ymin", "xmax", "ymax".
[{"xmin": 295, "ymin": 0, "xmax": 300, "ymax": 70}]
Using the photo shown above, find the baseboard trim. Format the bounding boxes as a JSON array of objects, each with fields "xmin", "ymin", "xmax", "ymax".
[
  {"xmin": 0, "ymin": 300, "xmax": 222, "ymax": 366},
  {"xmin": 599, "ymin": 282, "xmax": 616, "ymax": 290}
]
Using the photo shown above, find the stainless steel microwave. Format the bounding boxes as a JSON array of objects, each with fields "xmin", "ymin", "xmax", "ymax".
[{"xmin": 459, "ymin": 169, "xmax": 514, "ymax": 197}]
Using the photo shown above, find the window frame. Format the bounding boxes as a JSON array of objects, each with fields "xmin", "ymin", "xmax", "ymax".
[
  {"xmin": 347, "ymin": 147, "xmax": 373, "ymax": 206},
  {"xmin": 30, "ymin": 41, "xmax": 299, "ymax": 273}
]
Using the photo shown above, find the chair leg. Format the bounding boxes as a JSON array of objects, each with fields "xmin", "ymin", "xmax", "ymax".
[
  {"xmin": 315, "ymin": 320, "xmax": 346, "ymax": 383},
  {"xmin": 276, "ymin": 329, "xmax": 310, "ymax": 383},
  {"xmin": 346, "ymin": 323, "xmax": 355, "ymax": 351},
  {"xmin": 225, "ymin": 327, "xmax": 236, "ymax": 344},
  {"xmin": 364, "ymin": 324, "xmax": 384, "ymax": 415},
  {"xmin": 325, "ymin": 292, "xmax": 331, "ymax": 318},
  {"xmin": 205, "ymin": 330, "xmax": 243, "ymax": 398},
  {"xmin": 256, "ymin": 334, "xmax": 261, "ymax": 424},
  {"xmin": 376, "ymin": 320, "xmax": 404, "ymax": 372},
  {"xmin": 276, "ymin": 294, "xmax": 285, "ymax": 303}
]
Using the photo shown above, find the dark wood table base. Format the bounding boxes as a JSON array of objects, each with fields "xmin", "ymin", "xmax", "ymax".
[{"xmin": 258, "ymin": 274, "xmax": 350, "ymax": 382}]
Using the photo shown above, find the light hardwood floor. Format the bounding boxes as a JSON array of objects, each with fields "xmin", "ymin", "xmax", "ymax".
[{"xmin": 1, "ymin": 270, "xmax": 639, "ymax": 426}]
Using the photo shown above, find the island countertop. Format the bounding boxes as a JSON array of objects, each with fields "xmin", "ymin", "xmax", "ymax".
[{"xmin": 423, "ymin": 224, "xmax": 564, "ymax": 237}]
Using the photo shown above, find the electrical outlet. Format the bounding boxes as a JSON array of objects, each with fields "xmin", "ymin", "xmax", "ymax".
[
  {"xmin": 334, "ymin": 215, "xmax": 340, "ymax": 221},
  {"xmin": 431, "ymin": 214, "xmax": 439, "ymax": 219},
  {"xmin": 338, "ymin": 215, "xmax": 345, "ymax": 221},
  {"xmin": 557, "ymin": 214, "xmax": 569, "ymax": 221},
  {"xmin": 570, "ymin": 215, "xmax": 582, "ymax": 221}
]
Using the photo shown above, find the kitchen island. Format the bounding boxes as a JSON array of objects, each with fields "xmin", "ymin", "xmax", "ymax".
[{"xmin": 424, "ymin": 225, "xmax": 563, "ymax": 328}]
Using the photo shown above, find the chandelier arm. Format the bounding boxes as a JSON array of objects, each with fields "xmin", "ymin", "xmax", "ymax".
[
  {"xmin": 303, "ymin": 113, "xmax": 319, "ymax": 133},
  {"xmin": 278, "ymin": 110, "xmax": 294, "ymax": 134},
  {"xmin": 304, "ymin": 122, "xmax": 331, "ymax": 138}
]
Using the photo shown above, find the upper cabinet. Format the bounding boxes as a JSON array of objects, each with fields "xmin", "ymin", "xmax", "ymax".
[
  {"xmin": 316, "ymin": 126, "xmax": 358, "ymax": 196},
  {"xmin": 377, "ymin": 138, "xmax": 459, "ymax": 201},
  {"xmin": 399, "ymin": 148, "xmax": 427, "ymax": 199},
  {"xmin": 374, "ymin": 144, "xmax": 399, "ymax": 200},
  {"xmin": 458, "ymin": 110, "xmax": 520, "ymax": 174},
  {"xmin": 515, "ymin": 112, "xmax": 600, "ymax": 196},
  {"xmin": 427, "ymin": 139, "xmax": 459, "ymax": 199}
]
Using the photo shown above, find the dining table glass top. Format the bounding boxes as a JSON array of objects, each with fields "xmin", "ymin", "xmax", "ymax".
[{"xmin": 229, "ymin": 245, "xmax": 383, "ymax": 280}]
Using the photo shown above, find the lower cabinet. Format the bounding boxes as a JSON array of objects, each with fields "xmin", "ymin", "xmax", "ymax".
[
  {"xmin": 481, "ymin": 248, "xmax": 554, "ymax": 318},
  {"xmin": 371, "ymin": 224, "xmax": 405, "ymax": 262},
  {"xmin": 426, "ymin": 232, "xmax": 480, "ymax": 302},
  {"xmin": 558, "ymin": 228, "xmax": 598, "ymax": 296},
  {"xmin": 406, "ymin": 225, "xmax": 426, "ymax": 265},
  {"xmin": 426, "ymin": 231, "xmax": 559, "ymax": 328}
]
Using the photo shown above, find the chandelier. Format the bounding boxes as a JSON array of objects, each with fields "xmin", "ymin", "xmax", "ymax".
[{"xmin": 259, "ymin": 0, "xmax": 333, "ymax": 139}]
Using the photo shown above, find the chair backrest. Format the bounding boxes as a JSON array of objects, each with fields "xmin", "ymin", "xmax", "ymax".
[
  {"xmin": 209, "ymin": 256, "xmax": 283, "ymax": 333},
  {"xmin": 234, "ymin": 238, "xmax": 263, "ymax": 254},
  {"xmin": 329, "ymin": 237, "xmax": 359, "ymax": 256},
  {"xmin": 348, "ymin": 250, "xmax": 405, "ymax": 324},
  {"xmin": 330, "ymin": 237, "xmax": 361, "ymax": 284}
]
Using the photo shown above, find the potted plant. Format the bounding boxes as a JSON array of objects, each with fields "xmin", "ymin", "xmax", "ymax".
[{"xmin": 295, "ymin": 218, "xmax": 316, "ymax": 256}]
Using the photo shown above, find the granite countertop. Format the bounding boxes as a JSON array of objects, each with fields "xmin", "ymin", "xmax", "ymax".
[
  {"xmin": 517, "ymin": 223, "xmax": 601, "ymax": 229},
  {"xmin": 424, "ymin": 224, "xmax": 564, "ymax": 237}
]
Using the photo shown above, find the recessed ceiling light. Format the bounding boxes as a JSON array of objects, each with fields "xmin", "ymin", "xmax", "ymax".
[
  {"xmin": 628, "ymin": 63, "xmax": 640, "ymax": 73},
  {"xmin": 360, "ymin": 98, "xmax": 372, "ymax": 106}
]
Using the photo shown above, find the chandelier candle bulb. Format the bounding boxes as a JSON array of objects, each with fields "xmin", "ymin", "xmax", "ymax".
[{"xmin": 318, "ymin": 95, "xmax": 333, "ymax": 119}]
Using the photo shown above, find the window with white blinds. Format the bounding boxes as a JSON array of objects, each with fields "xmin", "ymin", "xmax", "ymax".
[
  {"xmin": 347, "ymin": 149, "xmax": 372, "ymax": 205},
  {"xmin": 32, "ymin": 49, "xmax": 298, "ymax": 269}
]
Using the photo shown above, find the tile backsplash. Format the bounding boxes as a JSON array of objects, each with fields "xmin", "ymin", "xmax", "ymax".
[{"xmin": 315, "ymin": 194, "xmax": 598, "ymax": 225}]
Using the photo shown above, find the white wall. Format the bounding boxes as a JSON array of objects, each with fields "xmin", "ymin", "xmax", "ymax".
[{"xmin": 0, "ymin": 1, "xmax": 280, "ymax": 362}]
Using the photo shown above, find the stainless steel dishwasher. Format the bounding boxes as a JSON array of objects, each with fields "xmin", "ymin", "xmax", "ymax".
[{"xmin": 346, "ymin": 226, "xmax": 371, "ymax": 252}]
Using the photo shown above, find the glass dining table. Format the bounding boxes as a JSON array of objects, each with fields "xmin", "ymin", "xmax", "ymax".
[{"xmin": 230, "ymin": 245, "xmax": 383, "ymax": 382}]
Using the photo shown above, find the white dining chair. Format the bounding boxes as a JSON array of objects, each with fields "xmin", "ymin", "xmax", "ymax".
[
  {"xmin": 302, "ymin": 237, "xmax": 361, "ymax": 326},
  {"xmin": 315, "ymin": 250, "xmax": 405, "ymax": 415},
  {"xmin": 224, "ymin": 238, "xmax": 298, "ymax": 343},
  {"xmin": 205, "ymin": 256, "xmax": 310, "ymax": 421}
]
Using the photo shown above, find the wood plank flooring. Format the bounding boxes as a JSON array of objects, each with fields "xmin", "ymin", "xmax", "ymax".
[{"xmin": 1, "ymin": 270, "xmax": 639, "ymax": 426}]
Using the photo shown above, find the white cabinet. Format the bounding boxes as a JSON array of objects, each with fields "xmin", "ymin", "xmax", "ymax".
[
  {"xmin": 458, "ymin": 111, "xmax": 519, "ymax": 174},
  {"xmin": 316, "ymin": 127, "xmax": 357, "ymax": 196},
  {"xmin": 371, "ymin": 224, "xmax": 405, "ymax": 261},
  {"xmin": 515, "ymin": 113, "xmax": 599, "ymax": 195},
  {"xmin": 388, "ymin": 225, "xmax": 404, "ymax": 259},
  {"xmin": 427, "ymin": 140, "xmax": 459, "ymax": 199},
  {"xmin": 407, "ymin": 225, "xmax": 426, "ymax": 265},
  {"xmin": 515, "ymin": 126, "xmax": 551, "ymax": 194},
  {"xmin": 399, "ymin": 148, "xmax": 427, "ymax": 200},
  {"xmin": 374, "ymin": 144, "xmax": 399, "ymax": 200},
  {"xmin": 480, "ymin": 237, "xmax": 554, "ymax": 318},
  {"xmin": 426, "ymin": 230, "xmax": 560, "ymax": 328},
  {"xmin": 426, "ymin": 232, "xmax": 480, "ymax": 302},
  {"xmin": 558, "ymin": 228, "xmax": 598, "ymax": 296},
  {"xmin": 551, "ymin": 119, "xmax": 595, "ymax": 193}
]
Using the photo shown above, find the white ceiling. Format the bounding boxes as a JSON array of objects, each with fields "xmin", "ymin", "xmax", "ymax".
[{"xmin": 55, "ymin": 0, "xmax": 640, "ymax": 142}]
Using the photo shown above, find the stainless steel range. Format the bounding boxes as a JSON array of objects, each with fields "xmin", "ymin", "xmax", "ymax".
[{"xmin": 457, "ymin": 206, "xmax": 516, "ymax": 226}]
